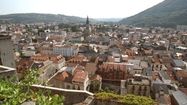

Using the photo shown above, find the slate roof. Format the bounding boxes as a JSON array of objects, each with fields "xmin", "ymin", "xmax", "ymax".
[
  {"xmin": 172, "ymin": 90, "xmax": 187, "ymax": 105},
  {"xmin": 152, "ymin": 82, "xmax": 170, "ymax": 94},
  {"xmin": 173, "ymin": 60, "xmax": 185, "ymax": 67}
]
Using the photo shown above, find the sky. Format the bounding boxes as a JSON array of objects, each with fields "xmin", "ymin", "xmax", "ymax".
[{"xmin": 0, "ymin": 0, "xmax": 164, "ymax": 18}]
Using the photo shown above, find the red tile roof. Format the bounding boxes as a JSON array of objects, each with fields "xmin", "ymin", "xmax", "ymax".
[
  {"xmin": 85, "ymin": 63, "xmax": 97, "ymax": 74},
  {"xmin": 176, "ymin": 71, "xmax": 187, "ymax": 78},
  {"xmin": 72, "ymin": 69, "xmax": 88, "ymax": 83},
  {"xmin": 16, "ymin": 58, "xmax": 33, "ymax": 73},
  {"xmin": 55, "ymin": 71, "xmax": 72, "ymax": 83}
]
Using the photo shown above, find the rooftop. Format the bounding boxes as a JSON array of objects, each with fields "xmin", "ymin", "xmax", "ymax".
[
  {"xmin": 130, "ymin": 76, "xmax": 150, "ymax": 85},
  {"xmin": 173, "ymin": 59, "xmax": 185, "ymax": 67},
  {"xmin": 159, "ymin": 70, "xmax": 170, "ymax": 80},
  {"xmin": 72, "ymin": 69, "xmax": 88, "ymax": 83},
  {"xmin": 172, "ymin": 90, "xmax": 187, "ymax": 105},
  {"xmin": 54, "ymin": 71, "xmax": 73, "ymax": 83}
]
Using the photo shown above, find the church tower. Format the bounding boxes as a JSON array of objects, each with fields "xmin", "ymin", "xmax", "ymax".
[
  {"xmin": 86, "ymin": 16, "xmax": 89, "ymax": 25},
  {"xmin": 83, "ymin": 16, "xmax": 91, "ymax": 40},
  {"xmin": 86, "ymin": 16, "xmax": 91, "ymax": 32}
]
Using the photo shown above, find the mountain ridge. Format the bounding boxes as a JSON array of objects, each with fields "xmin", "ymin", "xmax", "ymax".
[
  {"xmin": 119, "ymin": 0, "xmax": 187, "ymax": 27},
  {"xmin": 0, "ymin": 13, "xmax": 89, "ymax": 24}
]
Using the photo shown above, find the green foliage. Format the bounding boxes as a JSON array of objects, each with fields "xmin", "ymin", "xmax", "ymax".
[
  {"xmin": 120, "ymin": 94, "xmax": 154, "ymax": 105},
  {"xmin": 71, "ymin": 25, "xmax": 80, "ymax": 32},
  {"xmin": 90, "ymin": 80, "xmax": 101, "ymax": 92},
  {"xmin": 95, "ymin": 92, "xmax": 155, "ymax": 105},
  {"xmin": 95, "ymin": 92, "xmax": 123, "ymax": 101},
  {"xmin": 0, "ymin": 69, "xmax": 64, "ymax": 105},
  {"xmin": 20, "ymin": 69, "xmax": 39, "ymax": 86}
]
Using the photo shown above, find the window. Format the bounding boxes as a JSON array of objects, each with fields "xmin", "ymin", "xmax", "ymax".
[
  {"xmin": 11, "ymin": 62, "xmax": 14, "ymax": 67},
  {"xmin": 67, "ymin": 85, "xmax": 70, "ymax": 89},
  {"xmin": 0, "ymin": 57, "xmax": 2, "ymax": 65},
  {"xmin": 73, "ymin": 85, "xmax": 75, "ymax": 89}
]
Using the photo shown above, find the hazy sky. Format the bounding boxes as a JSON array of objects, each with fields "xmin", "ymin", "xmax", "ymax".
[{"xmin": 0, "ymin": 0, "xmax": 164, "ymax": 18}]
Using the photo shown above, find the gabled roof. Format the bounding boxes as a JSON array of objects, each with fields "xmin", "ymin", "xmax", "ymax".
[
  {"xmin": 72, "ymin": 69, "xmax": 88, "ymax": 83},
  {"xmin": 55, "ymin": 71, "xmax": 73, "ymax": 83}
]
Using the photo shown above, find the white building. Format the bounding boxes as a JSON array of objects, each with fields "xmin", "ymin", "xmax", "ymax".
[
  {"xmin": 32, "ymin": 60, "xmax": 56, "ymax": 84},
  {"xmin": 53, "ymin": 45, "xmax": 79, "ymax": 57}
]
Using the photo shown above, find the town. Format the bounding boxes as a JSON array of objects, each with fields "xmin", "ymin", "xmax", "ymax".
[{"xmin": 0, "ymin": 15, "xmax": 187, "ymax": 105}]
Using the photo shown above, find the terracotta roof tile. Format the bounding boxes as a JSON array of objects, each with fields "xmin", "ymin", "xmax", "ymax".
[
  {"xmin": 85, "ymin": 63, "xmax": 97, "ymax": 74},
  {"xmin": 176, "ymin": 71, "xmax": 187, "ymax": 78},
  {"xmin": 54, "ymin": 71, "xmax": 73, "ymax": 83},
  {"xmin": 16, "ymin": 58, "xmax": 33, "ymax": 73},
  {"xmin": 72, "ymin": 69, "xmax": 88, "ymax": 83}
]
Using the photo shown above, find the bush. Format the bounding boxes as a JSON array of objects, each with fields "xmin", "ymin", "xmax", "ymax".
[
  {"xmin": 0, "ymin": 69, "xmax": 64, "ymax": 105},
  {"xmin": 95, "ymin": 92, "xmax": 155, "ymax": 105}
]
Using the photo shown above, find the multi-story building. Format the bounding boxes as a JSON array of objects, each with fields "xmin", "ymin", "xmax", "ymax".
[
  {"xmin": 40, "ymin": 44, "xmax": 79, "ymax": 57},
  {"xmin": 180, "ymin": 33, "xmax": 187, "ymax": 45},
  {"xmin": 31, "ymin": 60, "xmax": 56, "ymax": 84},
  {"xmin": 67, "ymin": 54, "xmax": 88, "ymax": 66},
  {"xmin": 125, "ymin": 74, "xmax": 150, "ymax": 96},
  {"xmin": 48, "ymin": 65, "xmax": 89, "ymax": 91},
  {"xmin": 49, "ymin": 55, "xmax": 65, "ymax": 70},
  {"xmin": 53, "ymin": 45, "xmax": 79, "ymax": 57},
  {"xmin": 96, "ymin": 62, "xmax": 128, "ymax": 83},
  {"xmin": 31, "ymin": 54, "xmax": 65, "ymax": 70},
  {"xmin": 0, "ymin": 35, "xmax": 16, "ymax": 68}
]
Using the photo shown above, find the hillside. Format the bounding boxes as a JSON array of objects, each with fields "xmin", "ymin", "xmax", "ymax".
[
  {"xmin": 119, "ymin": 0, "xmax": 187, "ymax": 27},
  {"xmin": 0, "ymin": 13, "xmax": 88, "ymax": 24}
]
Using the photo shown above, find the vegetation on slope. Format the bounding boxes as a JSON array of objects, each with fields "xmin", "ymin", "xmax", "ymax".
[
  {"xmin": 119, "ymin": 0, "xmax": 187, "ymax": 27},
  {"xmin": 0, "ymin": 69, "xmax": 64, "ymax": 105},
  {"xmin": 95, "ymin": 92, "xmax": 155, "ymax": 105},
  {"xmin": 0, "ymin": 13, "xmax": 85, "ymax": 24}
]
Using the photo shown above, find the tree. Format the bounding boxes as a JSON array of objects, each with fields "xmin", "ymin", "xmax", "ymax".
[
  {"xmin": 0, "ymin": 69, "xmax": 64, "ymax": 105},
  {"xmin": 71, "ymin": 26, "xmax": 79, "ymax": 32}
]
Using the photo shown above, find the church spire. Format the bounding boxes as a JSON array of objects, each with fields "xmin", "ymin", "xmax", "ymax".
[
  {"xmin": 86, "ymin": 16, "xmax": 89, "ymax": 25},
  {"xmin": 83, "ymin": 16, "xmax": 91, "ymax": 40}
]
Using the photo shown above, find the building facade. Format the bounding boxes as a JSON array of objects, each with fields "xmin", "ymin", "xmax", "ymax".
[
  {"xmin": 0, "ymin": 35, "xmax": 16, "ymax": 68},
  {"xmin": 126, "ymin": 75, "xmax": 150, "ymax": 96}
]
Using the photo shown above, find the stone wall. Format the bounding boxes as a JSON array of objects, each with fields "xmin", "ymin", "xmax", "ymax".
[{"xmin": 31, "ymin": 85, "xmax": 93, "ymax": 105}]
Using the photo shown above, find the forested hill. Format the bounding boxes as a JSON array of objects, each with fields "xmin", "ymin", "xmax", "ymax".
[
  {"xmin": 119, "ymin": 0, "xmax": 187, "ymax": 27},
  {"xmin": 0, "ymin": 13, "xmax": 88, "ymax": 24}
]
